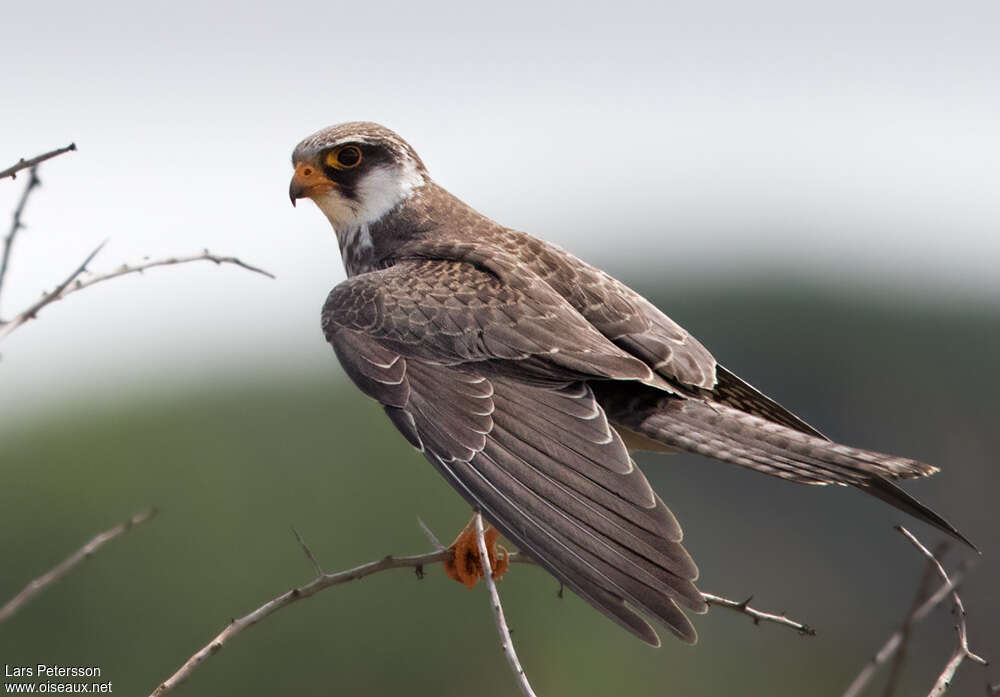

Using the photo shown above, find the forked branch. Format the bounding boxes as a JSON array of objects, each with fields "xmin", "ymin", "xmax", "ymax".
[
  {"xmin": 147, "ymin": 521, "xmax": 813, "ymax": 697},
  {"xmin": 894, "ymin": 527, "xmax": 988, "ymax": 697},
  {"xmin": 0, "ymin": 247, "xmax": 274, "ymax": 341}
]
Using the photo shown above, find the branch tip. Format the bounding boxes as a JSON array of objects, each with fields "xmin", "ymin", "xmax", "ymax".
[
  {"xmin": 1, "ymin": 143, "xmax": 77, "ymax": 181},
  {"xmin": 0, "ymin": 508, "xmax": 157, "ymax": 624},
  {"xmin": 0, "ymin": 249, "xmax": 274, "ymax": 342}
]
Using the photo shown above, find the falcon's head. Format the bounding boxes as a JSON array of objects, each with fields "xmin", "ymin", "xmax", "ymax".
[{"xmin": 289, "ymin": 122, "xmax": 428, "ymax": 230}]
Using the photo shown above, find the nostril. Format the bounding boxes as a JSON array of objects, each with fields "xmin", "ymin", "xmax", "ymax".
[{"xmin": 302, "ymin": 167, "xmax": 313, "ymax": 176}]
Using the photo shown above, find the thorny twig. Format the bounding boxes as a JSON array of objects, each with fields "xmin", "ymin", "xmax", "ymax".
[
  {"xmin": 0, "ymin": 509, "xmax": 157, "ymax": 624},
  {"xmin": 147, "ymin": 520, "xmax": 814, "ymax": 696},
  {"xmin": 147, "ymin": 546, "xmax": 532, "ymax": 696},
  {"xmin": 474, "ymin": 511, "xmax": 538, "ymax": 697},
  {"xmin": 896, "ymin": 526, "xmax": 987, "ymax": 697},
  {"xmin": 0, "ymin": 143, "xmax": 76, "ymax": 181},
  {"xmin": 841, "ymin": 559, "xmax": 971, "ymax": 697},
  {"xmin": 0, "ymin": 248, "xmax": 275, "ymax": 341},
  {"xmin": 701, "ymin": 593, "xmax": 815, "ymax": 635},
  {"xmin": 0, "ymin": 240, "xmax": 107, "ymax": 339},
  {"xmin": 0, "ymin": 166, "xmax": 42, "ymax": 315},
  {"xmin": 883, "ymin": 544, "xmax": 950, "ymax": 697}
]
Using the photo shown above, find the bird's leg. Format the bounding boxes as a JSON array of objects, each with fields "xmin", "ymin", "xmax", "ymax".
[{"xmin": 443, "ymin": 515, "xmax": 510, "ymax": 588}]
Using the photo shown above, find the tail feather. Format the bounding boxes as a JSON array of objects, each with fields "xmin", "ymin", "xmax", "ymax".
[
  {"xmin": 628, "ymin": 399, "xmax": 936, "ymax": 484},
  {"xmin": 597, "ymin": 387, "xmax": 974, "ymax": 549}
]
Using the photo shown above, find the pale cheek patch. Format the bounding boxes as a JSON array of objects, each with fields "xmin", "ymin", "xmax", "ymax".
[
  {"xmin": 311, "ymin": 161, "xmax": 426, "ymax": 233},
  {"xmin": 354, "ymin": 162, "xmax": 426, "ymax": 225}
]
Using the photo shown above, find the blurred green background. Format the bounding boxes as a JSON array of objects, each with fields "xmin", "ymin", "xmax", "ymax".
[{"xmin": 2, "ymin": 279, "xmax": 996, "ymax": 696}]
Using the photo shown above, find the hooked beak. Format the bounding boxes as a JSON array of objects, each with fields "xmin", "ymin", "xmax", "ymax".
[{"xmin": 289, "ymin": 162, "xmax": 334, "ymax": 207}]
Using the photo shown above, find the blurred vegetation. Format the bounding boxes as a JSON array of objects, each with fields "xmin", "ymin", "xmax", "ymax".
[{"xmin": 1, "ymin": 280, "xmax": 997, "ymax": 696}]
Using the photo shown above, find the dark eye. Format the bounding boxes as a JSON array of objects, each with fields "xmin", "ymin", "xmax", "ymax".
[{"xmin": 326, "ymin": 145, "xmax": 362, "ymax": 169}]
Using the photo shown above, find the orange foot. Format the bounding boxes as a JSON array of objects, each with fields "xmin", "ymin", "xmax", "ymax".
[{"xmin": 443, "ymin": 516, "xmax": 510, "ymax": 588}]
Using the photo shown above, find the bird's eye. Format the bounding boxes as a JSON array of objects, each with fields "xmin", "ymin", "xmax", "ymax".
[{"xmin": 326, "ymin": 145, "xmax": 362, "ymax": 170}]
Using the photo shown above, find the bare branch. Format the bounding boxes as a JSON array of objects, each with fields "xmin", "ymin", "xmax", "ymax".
[
  {"xmin": 148, "ymin": 524, "xmax": 816, "ymax": 697},
  {"xmin": 894, "ymin": 526, "xmax": 987, "ymax": 697},
  {"xmin": 148, "ymin": 546, "xmax": 531, "ymax": 697},
  {"xmin": 0, "ymin": 508, "xmax": 157, "ymax": 624},
  {"xmin": 841, "ymin": 563, "xmax": 970, "ymax": 697},
  {"xmin": 0, "ymin": 240, "xmax": 106, "ymax": 340},
  {"xmin": 883, "ymin": 544, "xmax": 950, "ymax": 697},
  {"xmin": 0, "ymin": 248, "xmax": 274, "ymax": 342},
  {"xmin": 0, "ymin": 143, "xmax": 76, "ymax": 181},
  {"xmin": 474, "ymin": 512, "xmax": 539, "ymax": 697},
  {"xmin": 0, "ymin": 167, "xmax": 42, "ymax": 316},
  {"xmin": 701, "ymin": 593, "xmax": 815, "ymax": 635}
]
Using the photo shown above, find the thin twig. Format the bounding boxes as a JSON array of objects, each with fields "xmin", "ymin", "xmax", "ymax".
[
  {"xmin": 0, "ymin": 248, "xmax": 274, "ymax": 341},
  {"xmin": 701, "ymin": 593, "xmax": 815, "ymax": 635},
  {"xmin": 474, "ymin": 512, "xmax": 539, "ymax": 697},
  {"xmin": 0, "ymin": 143, "xmax": 76, "ymax": 181},
  {"xmin": 841, "ymin": 563, "xmax": 970, "ymax": 697},
  {"xmin": 0, "ymin": 167, "xmax": 42, "ymax": 316},
  {"xmin": 883, "ymin": 544, "xmax": 950, "ymax": 697},
  {"xmin": 895, "ymin": 526, "xmax": 987, "ymax": 697},
  {"xmin": 0, "ymin": 508, "xmax": 157, "ymax": 624},
  {"xmin": 417, "ymin": 516, "xmax": 445, "ymax": 551},
  {"xmin": 291, "ymin": 527, "xmax": 324, "ymax": 577},
  {"xmin": 148, "ymin": 547, "xmax": 530, "ymax": 697},
  {"xmin": 0, "ymin": 240, "xmax": 105, "ymax": 337},
  {"xmin": 148, "ymin": 529, "xmax": 815, "ymax": 696}
]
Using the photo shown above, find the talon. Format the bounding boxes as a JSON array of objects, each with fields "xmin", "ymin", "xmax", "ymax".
[{"xmin": 443, "ymin": 516, "xmax": 510, "ymax": 588}]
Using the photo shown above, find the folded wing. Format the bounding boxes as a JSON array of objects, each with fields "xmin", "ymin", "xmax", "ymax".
[{"xmin": 324, "ymin": 261, "xmax": 707, "ymax": 645}]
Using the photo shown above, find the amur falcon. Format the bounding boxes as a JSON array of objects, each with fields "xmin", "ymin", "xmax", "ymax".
[{"xmin": 289, "ymin": 121, "xmax": 970, "ymax": 646}]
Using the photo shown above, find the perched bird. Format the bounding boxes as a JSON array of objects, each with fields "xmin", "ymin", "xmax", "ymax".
[{"xmin": 289, "ymin": 122, "xmax": 970, "ymax": 646}]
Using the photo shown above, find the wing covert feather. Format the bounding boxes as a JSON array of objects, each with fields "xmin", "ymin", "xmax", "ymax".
[{"xmin": 322, "ymin": 260, "xmax": 655, "ymax": 384}]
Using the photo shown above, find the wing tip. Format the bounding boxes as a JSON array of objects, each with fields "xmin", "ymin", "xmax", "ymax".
[{"xmin": 864, "ymin": 477, "xmax": 978, "ymax": 552}]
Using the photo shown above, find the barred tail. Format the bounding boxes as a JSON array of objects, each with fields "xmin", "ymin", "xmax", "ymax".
[{"xmin": 602, "ymin": 390, "xmax": 974, "ymax": 549}]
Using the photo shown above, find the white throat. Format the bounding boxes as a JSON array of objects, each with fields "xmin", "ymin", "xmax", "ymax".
[{"xmin": 313, "ymin": 160, "xmax": 425, "ymax": 231}]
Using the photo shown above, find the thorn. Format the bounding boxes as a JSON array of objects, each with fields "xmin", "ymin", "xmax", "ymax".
[
  {"xmin": 291, "ymin": 526, "xmax": 323, "ymax": 577},
  {"xmin": 416, "ymin": 516, "xmax": 444, "ymax": 551}
]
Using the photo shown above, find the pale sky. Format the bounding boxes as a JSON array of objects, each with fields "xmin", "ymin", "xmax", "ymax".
[{"xmin": 2, "ymin": 0, "xmax": 998, "ymax": 422}]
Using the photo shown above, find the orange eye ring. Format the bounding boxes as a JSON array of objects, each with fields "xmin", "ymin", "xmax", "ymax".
[{"xmin": 325, "ymin": 145, "xmax": 362, "ymax": 170}]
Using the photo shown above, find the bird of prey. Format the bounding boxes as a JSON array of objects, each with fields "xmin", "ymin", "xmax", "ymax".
[{"xmin": 289, "ymin": 122, "xmax": 970, "ymax": 646}]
